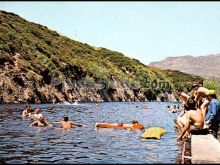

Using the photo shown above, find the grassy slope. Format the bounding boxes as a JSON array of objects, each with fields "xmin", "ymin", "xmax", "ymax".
[{"xmin": 0, "ymin": 10, "xmax": 203, "ymax": 100}]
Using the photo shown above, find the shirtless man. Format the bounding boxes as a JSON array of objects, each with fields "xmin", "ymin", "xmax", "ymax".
[
  {"xmin": 95, "ymin": 119, "xmax": 144, "ymax": 130},
  {"xmin": 123, "ymin": 119, "xmax": 144, "ymax": 130},
  {"xmin": 52, "ymin": 115, "xmax": 82, "ymax": 129},
  {"xmin": 22, "ymin": 104, "xmax": 32, "ymax": 118},
  {"xmin": 177, "ymin": 99, "xmax": 204, "ymax": 141},
  {"xmin": 175, "ymin": 88, "xmax": 190, "ymax": 105},
  {"xmin": 175, "ymin": 88, "xmax": 190, "ymax": 130},
  {"xmin": 31, "ymin": 108, "xmax": 43, "ymax": 120},
  {"xmin": 192, "ymin": 82, "xmax": 210, "ymax": 118},
  {"xmin": 29, "ymin": 114, "xmax": 52, "ymax": 127}
]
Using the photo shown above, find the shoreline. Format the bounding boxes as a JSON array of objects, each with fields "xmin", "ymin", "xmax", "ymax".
[{"xmin": 0, "ymin": 101, "xmax": 180, "ymax": 104}]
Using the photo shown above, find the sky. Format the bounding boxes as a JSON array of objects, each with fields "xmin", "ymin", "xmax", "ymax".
[{"xmin": 1, "ymin": 1, "xmax": 220, "ymax": 64}]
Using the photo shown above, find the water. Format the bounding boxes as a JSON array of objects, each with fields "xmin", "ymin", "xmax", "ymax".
[{"xmin": 0, "ymin": 102, "xmax": 182, "ymax": 164}]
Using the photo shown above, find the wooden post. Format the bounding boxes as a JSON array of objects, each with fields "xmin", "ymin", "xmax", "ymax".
[{"xmin": 181, "ymin": 141, "xmax": 186, "ymax": 164}]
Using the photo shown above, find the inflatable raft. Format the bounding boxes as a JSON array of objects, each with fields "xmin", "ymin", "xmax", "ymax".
[
  {"xmin": 95, "ymin": 122, "xmax": 144, "ymax": 130},
  {"xmin": 141, "ymin": 127, "xmax": 166, "ymax": 139}
]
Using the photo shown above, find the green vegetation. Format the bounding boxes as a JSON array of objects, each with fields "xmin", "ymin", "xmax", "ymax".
[
  {"xmin": 163, "ymin": 69, "xmax": 203, "ymax": 92},
  {"xmin": 0, "ymin": 10, "xmax": 203, "ymax": 102},
  {"xmin": 204, "ymin": 79, "xmax": 220, "ymax": 99}
]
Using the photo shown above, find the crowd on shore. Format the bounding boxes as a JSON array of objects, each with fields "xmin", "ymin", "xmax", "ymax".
[{"xmin": 174, "ymin": 81, "xmax": 220, "ymax": 141}]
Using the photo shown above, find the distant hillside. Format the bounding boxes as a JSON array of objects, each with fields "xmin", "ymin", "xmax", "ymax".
[
  {"xmin": 149, "ymin": 54, "xmax": 220, "ymax": 79},
  {"xmin": 0, "ymin": 10, "xmax": 202, "ymax": 103}
]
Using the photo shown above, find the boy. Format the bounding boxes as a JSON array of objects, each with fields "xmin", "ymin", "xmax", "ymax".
[{"xmin": 52, "ymin": 115, "xmax": 82, "ymax": 129}]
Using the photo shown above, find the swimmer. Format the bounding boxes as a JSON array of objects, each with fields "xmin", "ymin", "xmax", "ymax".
[
  {"xmin": 192, "ymin": 82, "xmax": 210, "ymax": 119},
  {"xmin": 29, "ymin": 114, "xmax": 52, "ymax": 127},
  {"xmin": 31, "ymin": 108, "xmax": 43, "ymax": 120},
  {"xmin": 52, "ymin": 115, "xmax": 82, "ymax": 129},
  {"xmin": 170, "ymin": 105, "xmax": 177, "ymax": 113},
  {"xmin": 22, "ymin": 104, "xmax": 32, "ymax": 118},
  {"xmin": 96, "ymin": 119, "xmax": 144, "ymax": 130}
]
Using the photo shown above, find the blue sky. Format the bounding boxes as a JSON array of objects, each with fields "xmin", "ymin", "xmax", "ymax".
[{"xmin": 1, "ymin": 2, "xmax": 220, "ymax": 64}]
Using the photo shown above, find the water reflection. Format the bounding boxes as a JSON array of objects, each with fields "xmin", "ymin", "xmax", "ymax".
[{"xmin": 0, "ymin": 102, "xmax": 182, "ymax": 163}]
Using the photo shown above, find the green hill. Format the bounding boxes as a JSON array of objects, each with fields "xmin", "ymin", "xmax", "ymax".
[{"xmin": 0, "ymin": 10, "xmax": 203, "ymax": 103}]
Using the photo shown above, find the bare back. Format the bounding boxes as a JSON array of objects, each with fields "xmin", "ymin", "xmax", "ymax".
[
  {"xmin": 61, "ymin": 121, "xmax": 74, "ymax": 129},
  {"xmin": 197, "ymin": 87, "xmax": 209, "ymax": 96},
  {"xmin": 22, "ymin": 110, "xmax": 31, "ymax": 117},
  {"xmin": 187, "ymin": 109, "xmax": 204, "ymax": 128},
  {"xmin": 195, "ymin": 87, "xmax": 209, "ymax": 102}
]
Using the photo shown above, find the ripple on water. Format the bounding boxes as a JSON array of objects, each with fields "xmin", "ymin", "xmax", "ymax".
[
  {"xmin": 6, "ymin": 160, "xmax": 28, "ymax": 164},
  {"xmin": 0, "ymin": 102, "xmax": 182, "ymax": 163}
]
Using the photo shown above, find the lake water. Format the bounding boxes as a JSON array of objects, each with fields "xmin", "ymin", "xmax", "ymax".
[{"xmin": 0, "ymin": 102, "xmax": 183, "ymax": 164}]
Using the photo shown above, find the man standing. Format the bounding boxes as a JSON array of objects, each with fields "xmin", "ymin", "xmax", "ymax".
[
  {"xmin": 192, "ymin": 82, "xmax": 210, "ymax": 119},
  {"xmin": 175, "ymin": 88, "xmax": 190, "ymax": 131},
  {"xmin": 205, "ymin": 90, "xmax": 220, "ymax": 139},
  {"xmin": 175, "ymin": 88, "xmax": 190, "ymax": 105}
]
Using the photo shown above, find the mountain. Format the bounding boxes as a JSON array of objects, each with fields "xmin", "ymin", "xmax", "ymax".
[
  {"xmin": 149, "ymin": 54, "xmax": 220, "ymax": 79},
  {"xmin": 0, "ymin": 10, "xmax": 202, "ymax": 103}
]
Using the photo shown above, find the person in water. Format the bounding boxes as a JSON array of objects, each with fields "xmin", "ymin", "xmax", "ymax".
[
  {"xmin": 143, "ymin": 105, "xmax": 150, "ymax": 109},
  {"xmin": 31, "ymin": 108, "xmax": 43, "ymax": 120},
  {"xmin": 22, "ymin": 104, "xmax": 32, "ymax": 118},
  {"xmin": 170, "ymin": 105, "xmax": 177, "ymax": 113},
  {"xmin": 95, "ymin": 119, "xmax": 144, "ymax": 130},
  {"xmin": 128, "ymin": 119, "xmax": 144, "ymax": 130},
  {"xmin": 29, "ymin": 114, "xmax": 52, "ymax": 127},
  {"xmin": 52, "ymin": 115, "xmax": 82, "ymax": 129},
  {"xmin": 96, "ymin": 103, "xmax": 99, "ymax": 108}
]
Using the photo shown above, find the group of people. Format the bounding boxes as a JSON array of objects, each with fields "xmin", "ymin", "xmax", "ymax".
[
  {"xmin": 22, "ymin": 105, "xmax": 82, "ymax": 129},
  {"xmin": 174, "ymin": 81, "xmax": 220, "ymax": 141},
  {"xmin": 22, "ymin": 105, "xmax": 144, "ymax": 131},
  {"xmin": 136, "ymin": 105, "xmax": 151, "ymax": 110},
  {"xmin": 167, "ymin": 105, "xmax": 180, "ymax": 113},
  {"xmin": 22, "ymin": 81, "xmax": 220, "ymax": 140}
]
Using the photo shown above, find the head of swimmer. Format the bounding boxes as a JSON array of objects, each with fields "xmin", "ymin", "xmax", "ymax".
[
  {"xmin": 34, "ymin": 108, "xmax": 41, "ymax": 114},
  {"xmin": 63, "ymin": 115, "xmax": 69, "ymax": 122},
  {"xmin": 131, "ymin": 119, "xmax": 139, "ymax": 124},
  {"xmin": 25, "ymin": 104, "xmax": 31, "ymax": 111}
]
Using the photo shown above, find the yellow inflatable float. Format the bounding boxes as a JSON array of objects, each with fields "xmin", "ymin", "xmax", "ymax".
[{"xmin": 141, "ymin": 127, "xmax": 166, "ymax": 139}]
